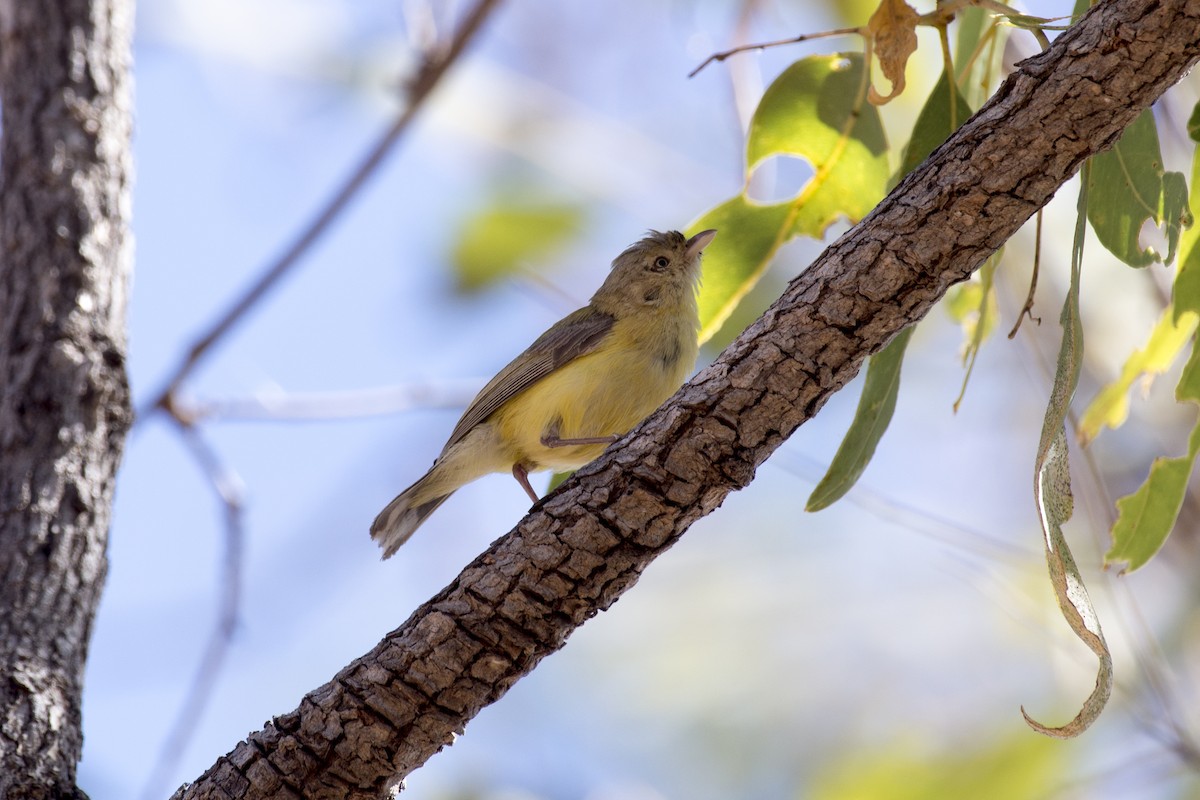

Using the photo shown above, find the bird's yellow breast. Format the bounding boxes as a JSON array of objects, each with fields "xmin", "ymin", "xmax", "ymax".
[{"xmin": 491, "ymin": 309, "xmax": 698, "ymax": 472}]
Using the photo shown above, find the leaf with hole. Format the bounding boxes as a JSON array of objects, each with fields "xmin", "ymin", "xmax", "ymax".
[{"xmin": 692, "ymin": 53, "xmax": 888, "ymax": 343}]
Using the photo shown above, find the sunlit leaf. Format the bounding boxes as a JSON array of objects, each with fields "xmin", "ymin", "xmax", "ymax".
[
  {"xmin": 693, "ymin": 53, "xmax": 888, "ymax": 343},
  {"xmin": 1106, "ymin": 350, "xmax": 1200, "ymax": 573},
  {"xmin": 945, "ymin": 281, "xmax": 982, "ymax": 324},
  {"xmin": 1173, "ymin": 178, "xmax": 1200, "ymax": 319},
  {"xmin": 1024, "ymin": 166, "xmax": 1112, "ymax": 739},
  {"xmin": 1174, "ymin": 124, "xmax": 1200, "ymax": 322},
  {"xmin": 746, "ymin": 54, "xmax": 889, "ymax": 223},
  {"xmin": 807, "ymin": 327, "xmax": 913, "ymax": 511},
  {"xmin": 452, "ymin": 201, "xmax": 584, "ymax": 291},
  {"xmin": 1077, "ymin": 307, "xmax": 1197, "ymax": 444},
  {"xmin": 1087, "ymin": 110, "xmax": 1188, "ymax": 267},
  {"xmin": 866, "ymin": 0, "xmax": 919, "ymax": 105},
  {"xmin": 690, "ymin": 198, "xmax": 791, "ymax": 343}
]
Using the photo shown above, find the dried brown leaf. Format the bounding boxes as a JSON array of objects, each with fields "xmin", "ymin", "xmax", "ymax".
[{"xmin": 867, "ymin": 0, "xmax": 919, "ymax": 105}]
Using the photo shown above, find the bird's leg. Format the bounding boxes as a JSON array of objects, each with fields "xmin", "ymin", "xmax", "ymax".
[
  {"xmin": 541, "ymin": 432, "xmax": 620, "ymax": 447},
  {"xmin": 540, "ymin": 417, "xmax": 619, "ymax": 449},
  {"xmin": 511, "ymin": 463, "xmax": 540, "ymax": 504}
]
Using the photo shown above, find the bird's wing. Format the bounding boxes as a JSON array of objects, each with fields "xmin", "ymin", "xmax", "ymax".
[{"xmin": 443, "ymin": 306, "xmax": 615, "ymax": 451}]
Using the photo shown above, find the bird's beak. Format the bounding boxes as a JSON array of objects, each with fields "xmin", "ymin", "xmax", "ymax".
[{"xmin": 686, "ymin": 229, "xmax": 717, "ymax": 259}]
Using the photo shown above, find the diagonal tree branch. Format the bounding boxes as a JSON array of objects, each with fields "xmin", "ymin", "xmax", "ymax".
[{"xmin": 173, "ymin": 0, "xmax": 1200, "ymax": 797}]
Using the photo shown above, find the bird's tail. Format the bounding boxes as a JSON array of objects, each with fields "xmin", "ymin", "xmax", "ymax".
[{"xmin": 370, "ymin": 476, "xmax": 454, "ymax": 559}]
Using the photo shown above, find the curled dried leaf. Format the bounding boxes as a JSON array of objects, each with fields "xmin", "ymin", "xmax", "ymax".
[{"xmin": 867, "ymin": 0, "xmax": 919, "ymax": 105}]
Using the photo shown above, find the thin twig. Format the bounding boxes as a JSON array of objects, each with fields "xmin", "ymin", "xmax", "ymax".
[
  {"xmin": 140, "ymin": 422, "xmax": 246, "ymax": 800},
  {"xmin": 182, "ymin": 380, "xmax": 480, "ymax": 423},
  {"xmin": 1008, "ymin": 208, "xmax": 1043, "ymax": 338},
  {"xmin": 143, "ymin": 0, "xmax": 503, "ymax": 420},
  {"xmin": 689, "ymin": 0, "xmax": 1068, "ymax": 83},
  {"xmin": 688, "ymin": 26, "xmax": 861, "ymax": 78}
]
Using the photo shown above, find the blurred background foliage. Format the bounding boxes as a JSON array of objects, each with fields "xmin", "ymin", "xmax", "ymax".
[{"xmin": 80, "ymin": 1, "xmax": 1200, "ymax": 798}]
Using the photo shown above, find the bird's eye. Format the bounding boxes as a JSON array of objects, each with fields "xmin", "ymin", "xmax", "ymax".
[{"xmin": 652, "ymin": 256, "xmax": 670, "ymax": 271}]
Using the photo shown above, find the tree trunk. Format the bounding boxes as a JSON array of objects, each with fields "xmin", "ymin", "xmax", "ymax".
[
  {"xmin": 0, "ymin": 0, "xmax": 134, "ymax": 797},
  {"xmin": 170, "ymin": 0, "xmax": 1200, "ymax": 797}
]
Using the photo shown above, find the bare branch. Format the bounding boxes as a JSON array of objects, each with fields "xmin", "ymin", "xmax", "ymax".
[
  {"xmin": 141, "ymin": 423, "xmax": 247, "ymax": 800},
  {"xmin": 144, "ymin": 0, "xmax": 504, "ymax": 419},
  {"xmin": 178, "ymin": 381, "xmax": 479, "ymax": 423},
  {"xmin": 172, "ymin": 1, "xmax": 1200, "ymax": 796},
  {"xmin": 1008, "ymin": 209, "xmax": 1043, "ymax": 338},
  {"xmin": 689, "ymin": 26, "xmax": 860, "ymax": 78}
]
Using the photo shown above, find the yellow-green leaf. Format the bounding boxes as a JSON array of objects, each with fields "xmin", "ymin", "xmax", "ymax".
[
  {"xmin": 810, "ymin": 732, "xmax": 1066, "ymax": 800},
  {"xmin": 928, "ymin": 69, "xmax": 1006, "ymax": 398},
  {"xmin": 452, "ymin": 201, "xmax": 584, "ymax": 291},
  {"xmin": 1106, "ymin": 348, "xmax": 1200, "ymax": 573},
  {"xmin": 806, "ymin": 327, "xmax": 913, "ymax": 511},
  {"xmin": 746, "ymin": 54, "xmax": 888, "ymax": 195},
  {"xmin": 1161, "ymin": 171, "xmax": 1192, "ymax": 265},
  {"xmin": 692, "ymin": 53, "xmax": 888, "ymax": 343},
  {"xmin": 1173, "ymin": 118, "xmax": 1200, "ymax": 322},
  {"xmin": 1077, "ymin": 306, "xmax": 1198, "ymax": 444},
  {"xmin": 690, "ymin": 198, "xmax": 792, "ymax": 343},
  {"xmin": 1173, "ymin": 161, "xmax": 1200, "ymax": 320}
]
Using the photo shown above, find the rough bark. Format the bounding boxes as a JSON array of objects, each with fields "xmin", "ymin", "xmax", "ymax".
[
  {"xmin": 174, "ymin": 0, "xmax": 1200, "ymax": 797},
  {"xmin": 0, "ymin": 1, "xmax": 134, "ymax": 798}
]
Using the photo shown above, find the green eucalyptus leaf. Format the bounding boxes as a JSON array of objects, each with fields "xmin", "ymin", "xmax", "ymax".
[
  {"xmin": 808, "ymin": 68, "xmax": 972, "ymax": 511},
  {"xmin": 896, "ymin": 70, "xmax": 973, "ymax": 183},
  {"xmin": 691, "ymin": 53, "xmax": 888, "ymax": 344},
  {"xmin": 806, "ymin": 327, "xmax": 913, "ymax": 512},
  {"xmin": 1087, "ymin": 110, "xmax": 1187, "ymax": 267},
  {"xmin": 1105, "ymin": 137, "xmax": 1200, "ymax": 572}
]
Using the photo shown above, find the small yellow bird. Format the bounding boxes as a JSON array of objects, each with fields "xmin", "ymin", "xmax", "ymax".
[{"xmin": 371, "ymin": 228, "xmax": 716, "ymax": 557}]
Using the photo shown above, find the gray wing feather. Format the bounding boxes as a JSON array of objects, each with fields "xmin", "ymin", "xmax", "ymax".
[{"xmin": 443, "ymin": 306, "xmax": 615, "ymax": 451}]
